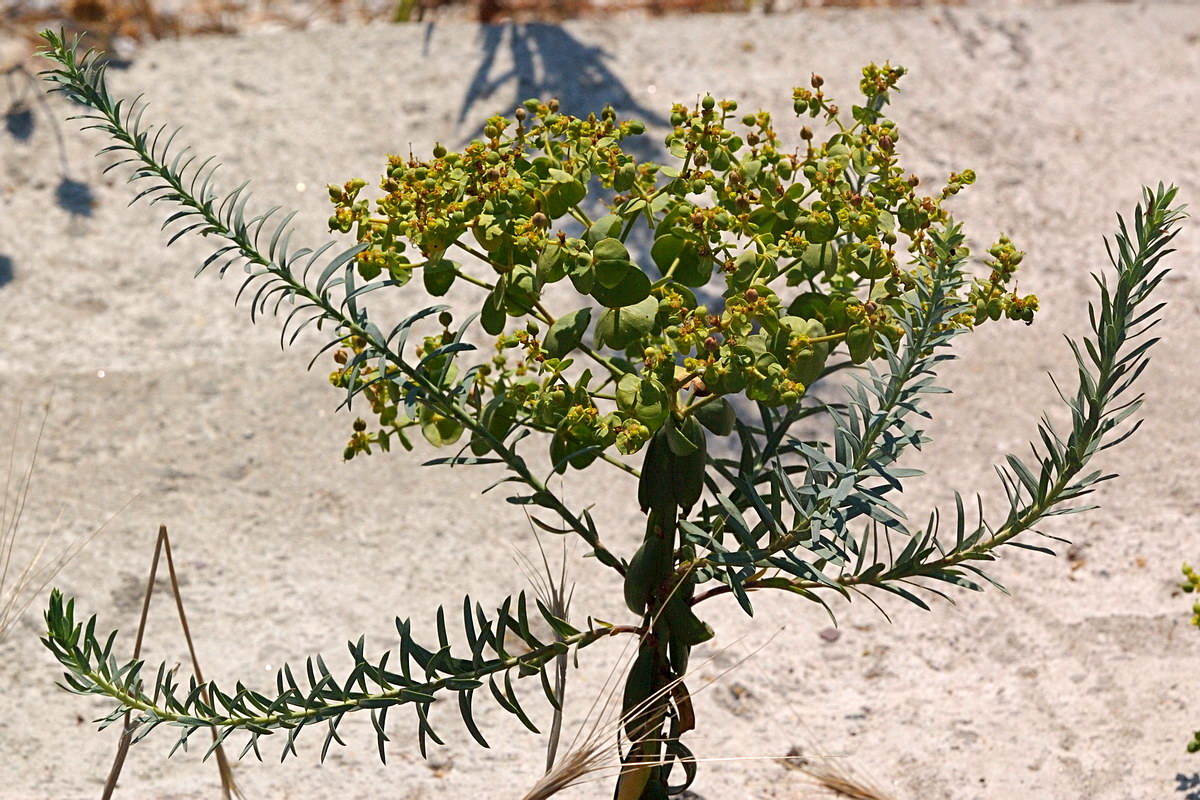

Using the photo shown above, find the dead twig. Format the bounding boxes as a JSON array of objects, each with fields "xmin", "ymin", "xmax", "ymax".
[{"xmin": 102, "ymin": 524, "xmax": 244, "ymax": 800}]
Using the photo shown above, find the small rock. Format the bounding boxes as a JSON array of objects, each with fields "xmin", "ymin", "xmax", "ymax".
[
  {"xmin": 779, "ymin": 745, "xmax": 808, "ymax": 771},
  {"xmin": 819, "ymin": 627, "xmax": 841, "ymax": 643}
]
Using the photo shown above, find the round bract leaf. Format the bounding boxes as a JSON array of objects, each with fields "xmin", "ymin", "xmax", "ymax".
[
  {"xmin": 537, "ymin": 244, "xmax": 567, "ymax": 286},
  {"xmin": 666, "ymin": 414, "xmax": 705, "ymax": 457},
  {"xmin": 423, "ymin": 258, "xmax": 457, "ymax": 297},
  {"xmin": 550, "ymin": 425, "xmax": 599, "ymax": 472},
  {"xmin": 846, "ymin": 322, "xmax": 874, "ymax": 364},
  {"xmin": 779, "ymin": 316, "xmax": 829, "ymax": 386},
  {"xmin": 616, "ymin": 374, "xmax": 669, "ymax": 432},
  {"xmin": 481, "ymin": 284, "xmax": 506, "ymax": 335},
  {"xmin": 505, "ymin": 266, "xmax": 539, "ymax": 315},
  {"xmin": 693, "ymin": 396, "xmax": 736, "ymax": 436},
  {"xmin": 595, "ymin": 295, "xmax": 658, "ymax": 349},
  {"xmin": 591, "ymin": 265, "xmax": 651, "ymax": 308},
  {"xmin": 651, "ymin": 233, "xmax": 710, "ymax": 287},
  {"xmin": 585, "ymin": 214, "xmax": 623, "ymax": 247},
  {"xmin": 593, "ymin": 237, "xmax": 630, "ymax": 263},
  {"xmin": 801, "ymin": 242, "xmax": 839, "ymax": 280},
  {"xmin": 420, "ymin": 407, "xmax": 464, "ymax": 447},
  {"xmin": 595, "ymin": 257, "xmax": 633, "ymax": 289},
  {"xmin": 543, "ymin": 307, "xmax": 592, "ymax": 359},
  {"xmin": 788, "ymin": 291, "xmax": 831, "ymax": 323},
  {"xmin": 568, "ymin": 252, "xmax": 595, "ymax": 294}
]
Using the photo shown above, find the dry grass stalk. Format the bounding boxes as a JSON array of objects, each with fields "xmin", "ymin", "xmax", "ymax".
[
  {"xmin": 785, "ymin": 750, "xmax": 896, "ymax": 800},
  {"xmin": 0, "ymin": 403, "xmax": 108, "ymax": 645},
  {"xmin": 102, "ymin": 525, "xmax": 244, "ymax": 800},
  {"xmin": 512, "ymin": 520, "xmax": 576, "ymax": 773},
  {"xmin": 518, "ymin": 621, "xmax": 792, "ymax": 800}
]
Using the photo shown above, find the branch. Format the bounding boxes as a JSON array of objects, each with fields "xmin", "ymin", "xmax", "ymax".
[
  {"xmin": 44, "ymin": 589, "xmax": 639, "ymax": 761},
  {"xmin": 36, "ymin": 30, "xmax": 624, "ymax": 574}
]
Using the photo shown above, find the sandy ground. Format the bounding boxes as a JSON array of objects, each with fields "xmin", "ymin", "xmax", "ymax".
[{"xmin": 2, "ymin": 3, "xmax": 1200, "ymax": 798}]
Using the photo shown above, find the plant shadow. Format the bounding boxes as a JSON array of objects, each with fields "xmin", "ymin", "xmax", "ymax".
[
  {"xmin": 55, "ymin": 176, "xmax": 94, "ymax": 217},
  {"xmin": 4, "ymin": 102, "xmax": 34, "ymax": 140},
  {"xmin": 0, "ymin": 255, "xmax": 12, "ymax": 288},
  {"xmin": 454, "ymin": 21, "xmax": 667, "ymax": 156},
  {"xmin": 1177, "ymin": 772, "xmax": 1200, "ymax": 800}
]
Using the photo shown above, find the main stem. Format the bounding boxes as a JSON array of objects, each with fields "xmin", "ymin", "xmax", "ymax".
[{"xmin": 615, "ymin": 420, "xmax": 708, "ymax": 799}]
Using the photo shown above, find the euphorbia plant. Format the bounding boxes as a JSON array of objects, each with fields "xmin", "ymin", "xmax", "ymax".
[{"xmin": 37, "ymin": 30, "xmax": 1183, "ymax": 798}]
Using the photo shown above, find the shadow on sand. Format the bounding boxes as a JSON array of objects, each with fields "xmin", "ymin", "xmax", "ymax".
[{"xmin": 454, "ymin": 21, "xmax": 667, "ymax": 158}]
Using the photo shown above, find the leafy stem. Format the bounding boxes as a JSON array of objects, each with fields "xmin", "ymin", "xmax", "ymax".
[{"xmin": 37, "ymin": 31, "xmax": 626, "ymax": 574}]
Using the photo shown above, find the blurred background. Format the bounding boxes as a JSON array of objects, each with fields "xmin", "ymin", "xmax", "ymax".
[{"xmin": 0, "ymin": 0, "xmax": 1130, "ymax": 65}]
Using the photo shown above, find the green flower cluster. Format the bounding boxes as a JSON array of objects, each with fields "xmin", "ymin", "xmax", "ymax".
[
  {"xmin": 327, "ymin": 64, "xmax": 1037, "ymax": 463},
  {"xmin": 1183, "ymin": 563, "xmax": 1200, "ymax": 752}
]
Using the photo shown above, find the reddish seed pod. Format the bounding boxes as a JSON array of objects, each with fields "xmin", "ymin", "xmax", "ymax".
[
  {"xmin": 704, "ymin": 336, "xmax": 719, "ymax": 353},
  {"xmin": 745, "ymin": 288, "xmax": 759, "ymax": 302}
]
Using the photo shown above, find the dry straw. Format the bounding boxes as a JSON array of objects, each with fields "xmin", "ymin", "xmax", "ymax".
[{"xmin": 0, "ymin": 402, "xmax": 110, "ymax": 645}]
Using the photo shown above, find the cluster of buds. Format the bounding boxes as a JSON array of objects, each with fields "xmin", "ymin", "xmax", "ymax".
[
  {"xmin": 962, "ymin": 235, "xmax": 1039, "ymax": 325},
  {"xmin": 329, "ymin": 335, "xmax": 413, "ymax": 459},
  {"xmin": 1182, "ymin": 563, "xmax": 1200, "ymax": 625},
  {"xmin": 325, "ymin": 63, "xmax": 1039, "ymax": 464},
  {"xmin": 1185, "ymin": 563, "xmax": 1200, "ymax": 752}
]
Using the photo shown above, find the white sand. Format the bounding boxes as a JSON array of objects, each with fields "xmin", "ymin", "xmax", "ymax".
[{"xmin": 2, "ymin": 3, "xmax": 1200, "ymax": 798}]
